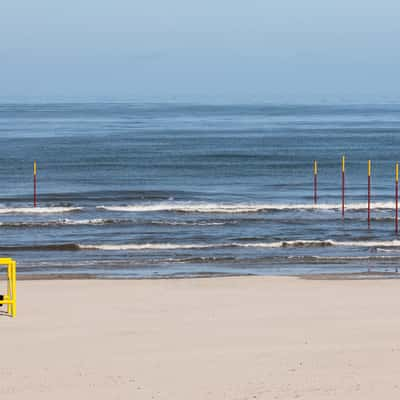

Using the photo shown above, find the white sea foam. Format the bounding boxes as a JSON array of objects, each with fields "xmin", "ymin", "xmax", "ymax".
[
  {"xmin": 151, "ymin": 220, "xmax": 229, "ymax": 226},
  {"xmin": 232, "ymin": 238, "xmax": 391, "ymax": 248},
  {"xmin": 98, "ymin": 201, "xmax": 397, "ymax": 214},
  {"xmin": 376, "ymin": 247, "xmax": 400, "ymax": 253},
  {"xmin": 232, "ymin": 240, "xmax": 336, "ymax": 248},
  {"xmin": 78, "ymin": 239, "xmax": 400, "ymax": 251},
  {"xmin": 236, "ymin": 240, "xmax": 400, "ymax": 248},
  {"xmin": 334, "ymin": 240, "xmax": 400, "ymax": 247},
  {"xmin": 79, "ymin": 243, "xmax": 218, "ymax": 251},
  {"xmin": 0, "ymin": 206, "xmax": 82, "ymax": 214}
]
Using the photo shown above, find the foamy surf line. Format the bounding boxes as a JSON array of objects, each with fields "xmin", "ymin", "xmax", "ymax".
[
  {"xmin": 79, "ymin": 239, "xmax": 400, "ymax": 251},
  {"xmin": 98, "ymin": 201, "xmax": 397, "ymax": 213},
  {"xmin": 0, "ymin": 218, "xmax": 115, "ymax": 227},
  {"xmin": 4, "ymin": 239, "xmax": 396, "ymax": 251},
  {"xmin": 0, "ymin": 219, "xmax": 230, "ymax": 228},
  {"xmin": 0, "ymin": 206, "xmax": 82, "ymax": 214}
]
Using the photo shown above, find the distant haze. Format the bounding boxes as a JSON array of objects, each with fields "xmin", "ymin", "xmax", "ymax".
[{"xmin": 1, "ymin": 1, "xmax": 400, "ymax": 103}]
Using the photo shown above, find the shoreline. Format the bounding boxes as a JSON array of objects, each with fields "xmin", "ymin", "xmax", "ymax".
[{"xmin": 9, "ymin": 270, "xmax": 400, "ymax": 281}]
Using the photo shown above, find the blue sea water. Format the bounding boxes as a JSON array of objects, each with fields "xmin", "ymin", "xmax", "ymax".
[{"xmin": 1, "ymin": 103, "xmax": 400, "ymax": 278}]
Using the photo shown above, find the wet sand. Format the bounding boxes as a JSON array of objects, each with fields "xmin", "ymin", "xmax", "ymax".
[{"xmin": 1, "ymin": 276, "xmax": 400, "ymax": 399}]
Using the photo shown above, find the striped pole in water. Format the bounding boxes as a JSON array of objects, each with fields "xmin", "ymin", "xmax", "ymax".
[
  {"xmin": 313, "ymin": 160, "xmax": 317, "ymax": 205},
  {"xmin": 396, "ymin": 162, "xmax": 399, "ymax": 234},
  {"xmin": 341, "ymin": 155, "xmax": 345, "ymax": 219},
  {"xmin": 368, "ymin": 160, "xmax": 371, "ymax": 228},
  {"xmin": 33, "ymin": 161, "xmax": 37, "ymax": 208}
]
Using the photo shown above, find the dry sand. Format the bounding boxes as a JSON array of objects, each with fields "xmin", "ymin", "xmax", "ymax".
[{"xmin": 1, "ymin": 276, "xmax": 400, "ymax": 399}]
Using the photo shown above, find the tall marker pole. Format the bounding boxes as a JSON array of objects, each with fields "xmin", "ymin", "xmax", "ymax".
[
  {"xmin": 313, "ymin": 160, "xmax": 318, "ymax": 205},
  {"xmin": 341, "ymin": 155, "xmax": 345, "ymax": 219},
  {"xmin": 367, "ymin": 160, "xmax": 371, "ymax": 228},
  {"xmin": 396, "ymin": 162, "xmax": 399, "ymax": 234},
  {"xmin": 33, "ymin": 161, "xmax": 37, "ymax": 208}
]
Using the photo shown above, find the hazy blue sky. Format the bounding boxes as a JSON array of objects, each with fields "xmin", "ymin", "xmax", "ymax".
[{"xmin": 1, "ymin": 1, "xmax": 400, "ymax": 103}]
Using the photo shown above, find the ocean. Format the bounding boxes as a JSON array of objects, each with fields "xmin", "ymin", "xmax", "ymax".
[{"xmin": 1, "ymin": 103, "xmax": 400, "ymax": 278}]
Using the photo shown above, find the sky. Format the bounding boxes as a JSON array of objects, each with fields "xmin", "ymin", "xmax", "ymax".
[{"xmin": 1, "ymin": 1, "xmax": 400, "ymax": 103}]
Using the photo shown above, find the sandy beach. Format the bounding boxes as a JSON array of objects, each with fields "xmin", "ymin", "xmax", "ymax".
[{"xmin": 1, "ymin": 276, "xmax": 400, "ymax": 399}]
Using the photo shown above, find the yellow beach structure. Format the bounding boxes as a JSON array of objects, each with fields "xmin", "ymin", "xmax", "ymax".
[{"xmin": 0, "ymin": 258, "xmax": 16, "ymax": 317}]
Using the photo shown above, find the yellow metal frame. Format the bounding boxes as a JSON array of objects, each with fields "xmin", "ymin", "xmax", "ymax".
[{"xmin": 0, "ymin": 258, "xmax": 16, "ymax": 317}]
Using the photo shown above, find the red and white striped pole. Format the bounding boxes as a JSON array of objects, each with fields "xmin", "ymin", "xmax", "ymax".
[
  {"xmin": 396, "ymin": 162, "xmax": 399, "ymax": 234},
  {"xmin": 313, "ymin": 160, "xmax": 317, "ymax": 205},
  {"xmin": 33, "ymin": 160, "xmax": 37, "ymax": 208},
  {"xmin": 341, "ymin": 155, "xmax": 345, "ymax": 219},
  {"xmin": 367, "ymin": 160, "xmax": 371, "ymax": 228}
]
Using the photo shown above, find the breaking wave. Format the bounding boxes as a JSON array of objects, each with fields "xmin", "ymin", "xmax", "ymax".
[
  {"xmin": 4, "ymin": 239, "xmax": 400, "ymax": 252},
  {"xmin": 0, "ymin": 218, "xmax": 115, "ymax": 227},
  {"xmin": 0, "ymin": 206, "xmax": 82, "ymax": 214},
  {"xmin": 98, "ymin": 201, "xmax": 397, "ymax": 214}
]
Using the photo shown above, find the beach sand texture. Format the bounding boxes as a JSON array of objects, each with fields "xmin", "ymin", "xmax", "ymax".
[{"xmin": 1, "ymin": 276, "xmax": 400, "ymax": 399}]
